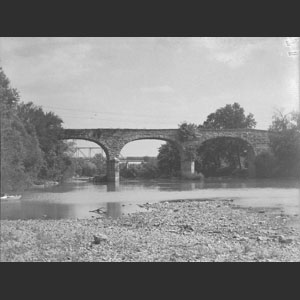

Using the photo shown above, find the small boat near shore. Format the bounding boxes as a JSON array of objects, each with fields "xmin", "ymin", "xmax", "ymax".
[{"xmin": 1, "ymin": 194, "xmax": 22, "ymax": 201}]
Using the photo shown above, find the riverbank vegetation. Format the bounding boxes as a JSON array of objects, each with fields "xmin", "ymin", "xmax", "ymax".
[
  {"xmin": 254, "ymin": 111, "xmax": 300, "ymax": 178},
  {"xmin": 72, "ymin": 153, "xmax": 107, "ymax": 178},
  {"xmin": 0, "ymin": 68, "xmax": 74, "ymax": 192}
]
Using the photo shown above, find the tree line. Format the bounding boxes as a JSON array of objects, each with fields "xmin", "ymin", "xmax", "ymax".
[
  {"xmin": 255, "ymin": 110, "xmax": 300, "ymax": 178},
  {"xmin": 0, "ymin": 68, "xmax": 74, "ymax": 192}
]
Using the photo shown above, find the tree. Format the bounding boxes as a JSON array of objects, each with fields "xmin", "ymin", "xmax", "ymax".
[
  {"xmin": 1, "ymin": 67, "xmax": 75, "ymax": 191},
  {"xmin": 268, "ymin": 110, "xmax": 300, "ymax": 178},
  {"xmin": 177, "ymin": 122, "xmax": 198, "ymax": 141},
  {"xmin": 91, "ymin": 153, "xmax": 107, "ymax": 175},
  {"xmin": 120, "ymin": 161, "xmax": 159, "ymax": 179},
  {"xmin": 198, "ymin": 103, "xmax": 256, "ymax": 176},
  {"xmin": 17, "ymin": 101, "xmax": 72, "ymax": 181},
  {"xmin": 0, "ymin": 68, "xmax": 43, "ymax": 191},
  {"xmin": 201, "ymin": 102, "xmax": 256, "ymax": 129},
  {"xmin": 254, "ymin": 151, "xmax": 277, "ymax": 178},
  {"xmin": 157, "ymin": 143, "xmax": 181, "ymax": 176},
  {"xmin": 0, "ymin": 67, "xmax": 20, "ymax": 113}
]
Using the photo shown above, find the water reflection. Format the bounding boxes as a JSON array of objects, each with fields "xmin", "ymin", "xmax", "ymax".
[
  {"xmin": 1, "ymin": 178, "xmax": 299, "ymax": 220},
  {"xmin": 107, "ymin": 182, "xmax": 119, "ymax": 192},
  {"xmin": 106, "ymin": 202, "xmax": 121, "ymax": 218},
  {"xmin": 1, "ymin": 201, "xmax": 79, "ymax": 220}
]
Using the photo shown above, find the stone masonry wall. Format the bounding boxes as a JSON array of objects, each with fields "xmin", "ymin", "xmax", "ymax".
[{"xmin": 61, "ymin": 128, "xmax": 273, "ymax": 159}]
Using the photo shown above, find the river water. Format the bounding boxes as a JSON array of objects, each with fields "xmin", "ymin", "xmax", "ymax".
[{"xmin": 1, "ymin": 178, "xmax": 300, "ymax": 222}]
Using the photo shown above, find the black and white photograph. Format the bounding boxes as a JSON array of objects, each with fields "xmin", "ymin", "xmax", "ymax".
[{"xmin": 0, "ymin": 37, "xmax": 299, "ymax": 262}]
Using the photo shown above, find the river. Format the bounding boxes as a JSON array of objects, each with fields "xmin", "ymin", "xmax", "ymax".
[{"xmin": 1, "ymin": 178, "xmax": 300, "ymax": 222}]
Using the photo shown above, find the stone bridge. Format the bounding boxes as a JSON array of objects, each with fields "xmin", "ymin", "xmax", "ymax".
[{"xmin": 60, "ymin": 128, "xmax": 273, "ymax": 182}]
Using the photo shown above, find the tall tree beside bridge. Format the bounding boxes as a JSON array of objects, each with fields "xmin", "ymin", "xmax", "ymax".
[
  {"xmin": 157, "ymin": 142, "xmax": 181, "ymax": 177},
  {"xmin": 196, "ymin": 103, "xmax": 257, "ymax": 176},
  {"xmin": 17, "ymin": 101, "xmax": 73, "ymax": 181},
  {"xmin": 200, "ymin": 102, "xmax": 256, "ymax": 129},
  {"xmin": 268, "ymin": 110, "xmax": 300, "ymax": 178},
  {"xmin": 0, "ymin": 68, "xmax": 74, "ymax": 191},
  {"xmin": 0, "ymin": 68, "xmax": 42, "ymax": 191}
]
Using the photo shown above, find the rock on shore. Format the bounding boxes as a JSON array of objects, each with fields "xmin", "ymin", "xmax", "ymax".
[{"xmin": 1, "ymin": 199, "xmax": 299, "ymax": 262}]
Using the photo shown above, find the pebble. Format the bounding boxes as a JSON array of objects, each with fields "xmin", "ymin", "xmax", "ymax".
[
  {"xmin": 278, "ymin": 235, "xmax": 293, "ymax": 244},
  {"xmin": 93, "ymin": 234, "xmax": 108, "ymax": 244}
]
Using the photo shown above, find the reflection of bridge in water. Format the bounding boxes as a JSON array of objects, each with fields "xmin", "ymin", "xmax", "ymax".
[{"xmin": 61, "ymin": 128, "xmax": 275, "ymax": 183}]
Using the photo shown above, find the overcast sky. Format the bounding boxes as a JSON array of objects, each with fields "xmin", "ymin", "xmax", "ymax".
[{"xmin": 0, "ymin": 37, "xmax": 299, "ymax": 156}]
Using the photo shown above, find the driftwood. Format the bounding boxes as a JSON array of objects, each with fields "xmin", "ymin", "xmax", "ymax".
[{"xmin": 89, "ymin": 208, "xmax": 106, "ymax": 214}]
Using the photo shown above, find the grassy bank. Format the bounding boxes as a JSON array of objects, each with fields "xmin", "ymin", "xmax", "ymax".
[{"xmin": 1, "ymin": 199, "xmax": 299, "ymax": 262}]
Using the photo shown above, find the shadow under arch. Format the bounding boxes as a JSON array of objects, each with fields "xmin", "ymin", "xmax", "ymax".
[{"xmin": 195, "ymin": 136, "xmax": 256, "ymax": 178}]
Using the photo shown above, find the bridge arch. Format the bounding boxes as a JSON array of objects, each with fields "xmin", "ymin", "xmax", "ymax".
[
  {"xmin": 119, "ymin": 136, "xmax": 183, "ymax": 156},
  {"xmin": 60, "ymin": 137, "xmax": 109, "ymax": 179},
  {"xmin": 60, "ymin": 136, "xmax": 110, "ymax": 160},
  {"xmin": 118, "ymin": 138, "xmax": 183, "ymax": 180},
  {"xmin": 192, "ymin": 136, "xmax": 256, "ymax": 177}
]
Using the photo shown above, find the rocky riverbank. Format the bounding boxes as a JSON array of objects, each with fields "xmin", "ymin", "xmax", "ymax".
[{"xmin": 1, "ymin": 199, "xmax": 299, "ymax": 262}]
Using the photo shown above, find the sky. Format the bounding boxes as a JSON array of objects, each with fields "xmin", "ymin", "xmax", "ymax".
[{"xmin": 0, "ymin": 37, "xmax": 299, "ymax": 156}]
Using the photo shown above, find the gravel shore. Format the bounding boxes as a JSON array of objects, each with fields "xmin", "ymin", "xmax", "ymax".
[{"xmin": 1, "ymin": 199, "xmax": 300, "ymax": 262}]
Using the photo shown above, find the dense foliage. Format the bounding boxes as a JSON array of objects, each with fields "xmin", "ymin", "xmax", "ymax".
[
  {"xmin": 194, "ymin": 138, "xmax": 249, "ymax": 177},
  {"xmin": 0, "ymin": 68, "xmax": 74, "ymax": 192},
  {"xmin": 73, "ymin": 153, "xmax": 107, "ymax": 177},
  {"xmin": 254, "ymin": 111, "xmax": 300, "ymax": 178},
  {"xmin": 120, "ymin": 161, "xmax": 160, "ymax": 179},
  {"xmin": 157, "ymin": 143, "xmax": 181, "ymax": 177},
  {"xmin": 200, "ymin": 102, "xmax": 256, "ymax": 129},
  {"xmin": 17, "ymin": 101, "xmax": 74, "ymax": 181},
  {"xmin": 177, "ymin": 122, "xmax": 198, "ymax": 141},
  {"xmin": 254, "ymin": 151, "xmax": 277, "ymax": 178},
  {"xmin": 263, "ymin": 111, "xmax": 300, "ymax": 178}
]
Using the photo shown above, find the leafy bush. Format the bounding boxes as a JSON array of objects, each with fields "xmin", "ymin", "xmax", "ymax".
[
  {"xmin": 157, "ymin": 143, "xmax": 181, "ymax": 176},
  {"xmin": 178, "ymin": 122, "xmax": 198, "ymax": 142},
  {"xmin": 268, "ymin": 110, "xmax": 300, "ymax": 178},
  {"xmin": 254, "ymin": 151, "xmax": 278, "ymax": 178},
  {"xmin": 120, "ymin": 162, "xmax": 160, "ymax": 179}
]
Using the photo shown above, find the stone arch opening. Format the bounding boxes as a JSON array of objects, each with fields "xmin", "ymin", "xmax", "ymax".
[
  {"xmin": 61, "ymin": 139, "xmax": 108, "ymax": 179},
  {"xmin": 194, "ymin": 136, "xmax": 256, "ymax": 178},
  {"xmin": 60, "ymin": 137, "xmax": 110, "ymax": 159},
  {"xmin": 120, "ymin": 136, "xmax": 181, "ymax": 151},
  {"xmin": 118, "ymin": 138, "xmax": 182, "ymax": 180}
]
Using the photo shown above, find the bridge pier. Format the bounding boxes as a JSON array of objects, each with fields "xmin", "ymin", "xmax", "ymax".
[
  {"xmin": 247, "ymin": 147, "xmax": 256, "ymax": 178},
  {"xmin": 107, "ymin": 158, "xmax": 120, "ymax": 183},
  {"xmin": 181, "ymin": 159, "xmax": 195, "ymax": 178}
]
